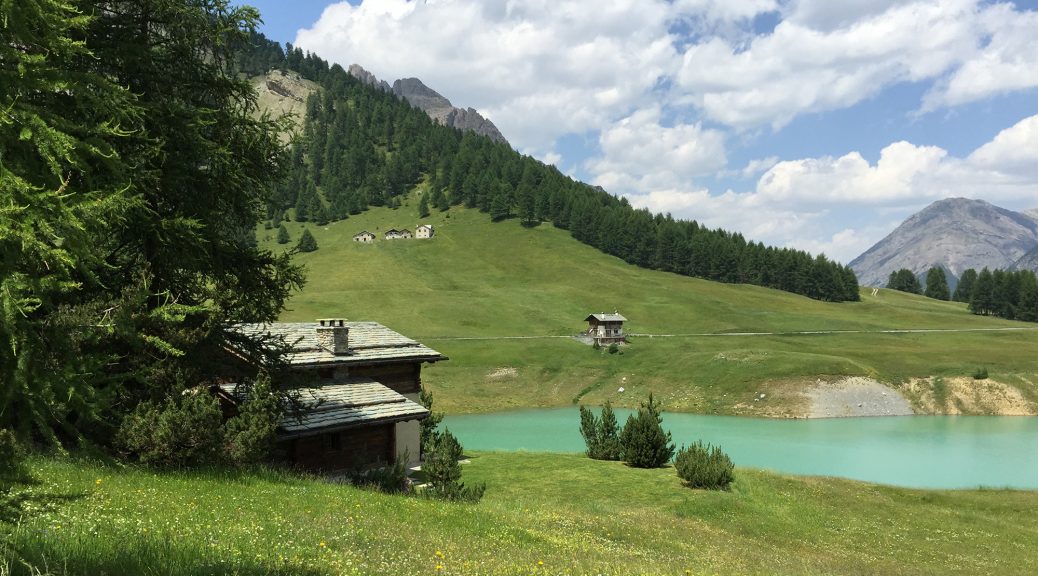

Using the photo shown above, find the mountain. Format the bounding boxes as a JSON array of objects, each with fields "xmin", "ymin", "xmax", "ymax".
[
  {"xmin": 849, "ymin": 198, "xmax": 1038, "ymax": 286},
  {"xmin": 1014, "ymin": 244, "xmax": 1038, "ymax": 273},
  {"xmin": 348, "ymin": 64, "xmax": 508, "ymax": 145}
]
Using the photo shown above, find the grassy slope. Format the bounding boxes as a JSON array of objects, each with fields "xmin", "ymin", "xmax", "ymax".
[
  {"xmin": 8, "ymin": 454, "xmax": 1037, "ymax": 575},
  {"xmin": 262, "ymin": 203, "xmax": 1038, "ymax": 414}
]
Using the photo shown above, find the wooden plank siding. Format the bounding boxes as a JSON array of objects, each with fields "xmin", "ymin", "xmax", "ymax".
[{"xmin": 285, "ymin": 424, "xmax": 395, "ymax": 472}]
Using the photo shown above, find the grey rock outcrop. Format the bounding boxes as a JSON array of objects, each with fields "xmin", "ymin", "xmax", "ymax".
[
  {"xmin": 347, "ymin": 65, "xmax": 508, "ymax": 145},
  {"xmin": 1013, "ymin": 244, "xmax": 1038, "ymax": 273},
  {"xmin": 849, "ymin": 198, "xmax": 1038, "ymax": 286},
  {"xmin": 348, "ymin": 64, "xmax": 391, "ymax": 93}
]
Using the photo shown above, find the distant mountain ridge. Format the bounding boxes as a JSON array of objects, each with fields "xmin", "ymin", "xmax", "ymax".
[
  {"xmin": 347, "ymin": 64, "xmax": 508, "ymax": 145},
  {"xmin": 849, "ymin": 198, "xmax": 1038, "ymax": 286}
]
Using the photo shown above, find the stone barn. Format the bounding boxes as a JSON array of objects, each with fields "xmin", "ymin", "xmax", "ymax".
[
  {"xmin": 223, "ymin": 318, "xmax": 446, "ymax": 472},
  {"xmin": 352, "ymin": 231, "xmax": 375, "ymax": 243},
  {"xmin": 584, "ymin": 312, "xmax": 627, "ymax": 345},
  {"xmin": 384, "ymin": 229, "xmax": 412, "ymax": 240}
]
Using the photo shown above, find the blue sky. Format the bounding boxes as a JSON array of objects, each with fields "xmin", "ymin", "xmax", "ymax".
[{"xmin": 241, "ymin": 0, "xmax": 1038, "ymax": 263}]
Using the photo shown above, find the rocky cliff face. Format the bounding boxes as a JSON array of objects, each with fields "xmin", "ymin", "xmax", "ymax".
[
  {"xmin": 1013, "ymin": 244, "xmax": 1038, "ymax": 273},
  {"xmin": 348, "ymin": 65, "xmax": 508, "ymax": 145},
  {"xmin": 849, "ymin": 198, "xmax": 1038, "ymax": 286},
  {"xmin": 252, "ymin": 70, "xmax": 319, "ymax": 142}
]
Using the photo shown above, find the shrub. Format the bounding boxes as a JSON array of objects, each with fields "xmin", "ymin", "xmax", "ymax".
[
  {"xmin": 592, "ymin": 340, "xmax": 601, "ymax": 350},
  {"xmin": 579, "ymin": 402, "xmax": 622, "ymax": 460},
  {"xmin": 343, "ymin": 454, "xmax": 413, "ymax": 494},
  {"xmin": 223, "ymin": 374, "xmax": 281, "ymax": 466},
  {"xmin": 973, "ymin": 367, "xmax": 989, "ymax": 380},
  {"xmin": 422, "ymin": 429, "xmax": 484, "ymax": 503},
  {"xmin": 296, "ymin": 228, "xmax": 318, "ymax": 252},
  {"xmin": 620, "ymin": 393, "xmax": 674, "ymax": 468},
  {"xmin": 0, "ymin": 429, "xmax": 23, "ymax": 480},
  {"xmin": 117, "ymin": 392, "xmax": 224, "ymax": 467},
  {"xmin": 675, "ymin": 441, "xmax": 735, "ymax": 490}
]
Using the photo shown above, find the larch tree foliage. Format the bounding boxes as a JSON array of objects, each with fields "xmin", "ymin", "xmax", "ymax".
[{"xmin": 1, "ymin": 0, "xmax": 303, "ymax": 445}]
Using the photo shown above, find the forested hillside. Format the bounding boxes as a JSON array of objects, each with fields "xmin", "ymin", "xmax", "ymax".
[{"xmin": 240, "ymin": 35, "xmax": 860, "ymax": 303}]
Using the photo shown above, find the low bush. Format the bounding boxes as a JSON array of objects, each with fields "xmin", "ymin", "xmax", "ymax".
[
  {"xmin": 422, "ymin": 429, "xmax": 484, "ymax": 503},
  {"xmin": 117, "ymin": 393, "xmax": 224, "ymax": 468},
  {"xmin": 674, "ymin": 441, "xmax": 734, "ymax": 490},
  {"xmin": 607, "ymin": 343, "xmax": 619, "ymax": 354},
  {"xmin": 223, "ymin": 374, "xmax": 281, "ymax": 466},
  {"xmin": 343, "ymin": 455, "xmax": 413, "ymax": 495},
  {"xmin": 973, "ymin": 367, "xmax": 989, "ymax": 380}
]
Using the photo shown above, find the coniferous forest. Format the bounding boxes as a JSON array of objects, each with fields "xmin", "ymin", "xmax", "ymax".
[{"xmin": 240, "ymin": 34, "xmax": 861, "ymax": 304}]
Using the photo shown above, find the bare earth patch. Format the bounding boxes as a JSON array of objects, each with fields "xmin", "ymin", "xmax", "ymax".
[
  {"xmin": 903, "ymin": 377, "xmax": 1038, "ymax": 415},
  {"xmin": 805, "ymin": 377, "xmax": 914, "ymax": 418},
  {"xmin": 486, "ymin": 367, "xmax": 518, "ymax": 379}
]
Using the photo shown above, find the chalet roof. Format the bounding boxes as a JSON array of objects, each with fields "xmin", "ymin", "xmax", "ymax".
[
  {"xmin": 219, "ymin": 378, "xmax": 428, "ymax": 438},
  {"xmin": 416, "ymin": 224, "xmax": 433, "ymax": 230},
  {"xmin": 585, "ymin": 313, "xmax": 627, "ymax": 323},
  {"xmin": 228, "ymin": 321, "xmax": 446, "ymax": 367}
]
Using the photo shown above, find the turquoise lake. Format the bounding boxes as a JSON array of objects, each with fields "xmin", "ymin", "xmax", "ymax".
[{"xmin": 442, "ymin": 408, "xmax": 1038, "ymax": 489}]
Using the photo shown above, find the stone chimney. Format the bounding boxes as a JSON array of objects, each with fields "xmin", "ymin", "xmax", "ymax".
[{"xmin": 316, "ymin": 318, "xmax": 349, "ymax": 355}]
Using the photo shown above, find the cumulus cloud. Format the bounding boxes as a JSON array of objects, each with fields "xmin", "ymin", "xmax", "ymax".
[
  {"xmin": 585, "ymin": 107, "xmax": 727, "ymax": 194},
  {"xmin": 922, "ymin": 3, "xmax": 1038, "ymax": 111},
  {"xmin": 675, "ymin": 0, "xmax": 980, "ymax": 129}
]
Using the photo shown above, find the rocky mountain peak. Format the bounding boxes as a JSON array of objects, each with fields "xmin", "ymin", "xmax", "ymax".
[
  {"xmin": 849, "ymin": 197, "xmax": 1038, "ymax": 286},
  {"xmin": 347, "ymin": 65, "xmax": 508, "ymax": 145}
]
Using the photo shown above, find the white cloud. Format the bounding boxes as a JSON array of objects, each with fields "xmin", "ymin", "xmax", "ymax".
[
  {"xmin": 675, "ymin": 0, "xmax": 981, "ymax": 129},
  {"xmin": 295, "ymin": 0, "xmax": 679, "ymax": 151},
  {"xmin": 922, "ymin": 3, "xmax": 1038, "ymax": 111},
  {"xmin": 967, "ymin": 114, "xmax": 1038, "ymax": 180},
  {"xmin": 586, "ymin": 107, "xmax": 727, "ymax": 194}
]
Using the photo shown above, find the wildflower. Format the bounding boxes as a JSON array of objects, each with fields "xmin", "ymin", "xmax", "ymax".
[
  {"xmin": 95, "ymin": 479, "xmax": 102, "ymax": 485},
  {"xmin": 435, "ymin": 565, "xmax": 443, "ymax": 571},
  {"xmin": 435, "ymin": 550, "xmax": 444, "ymax": 558},
  {"xmin": 538, "ymin": 560, "xmax": 544, "ymax": 566},
  {"xmin": 319, "ymin": 541, "xmax": 326, "ymax": 548}
]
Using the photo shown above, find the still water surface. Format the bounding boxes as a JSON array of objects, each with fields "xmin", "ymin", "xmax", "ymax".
[{"xmin": 442, "ymin": 407, "xmax": 1038, "ymax": 489}]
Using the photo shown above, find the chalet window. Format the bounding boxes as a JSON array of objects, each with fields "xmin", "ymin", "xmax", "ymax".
[{"xmin": 321, "ymin": 432, "xmax": 341, "ymax": 451}]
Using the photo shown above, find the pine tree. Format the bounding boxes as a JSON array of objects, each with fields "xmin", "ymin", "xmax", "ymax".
[
  {"xmin": 954, "ymin": 268, "xmax": 978, "ymax": 302},
  {"xmin": 297, "ymin": 228, "xmax": 318, "ymax": 252},
  {"xmin": 620, "ymin": 394, "xmax": 675, "ymax": 468},
  {"xmin": 276, "ymin": 224, "xmax": 290, "ymax": 244},
  {"xmin": 970, "ymin": 268, "xmax": 995, "ymax": 315},
  {"xmin": 924, "ymin": 267, "xmax": 950, "ymax": 300}
]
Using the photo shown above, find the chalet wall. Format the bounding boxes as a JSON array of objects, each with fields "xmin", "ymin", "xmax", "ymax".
[
  {"xmin": 285, "ymin": 424, "xmax": 394, "ymax": 472},
  {"xmin": 396, "ymin": 392, "xmax": 422, "ymax": 467}
]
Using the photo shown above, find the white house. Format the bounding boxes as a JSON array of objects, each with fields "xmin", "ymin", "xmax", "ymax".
[{"xmin": 416, "ymin": 224, "xmax": 435, "ymax": 239}]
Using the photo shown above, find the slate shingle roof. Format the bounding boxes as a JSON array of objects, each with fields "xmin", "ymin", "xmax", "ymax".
[
  {"xmin": 229, "ymin": 321, "xmax": 446, "ymax": 366},
  {"xmin": 219, "ymin": 378, "xmax": 429, "ymax": 438},
  {"xmin": 585, "ymin": 313, "xmax": 627, "ymax": 323}
]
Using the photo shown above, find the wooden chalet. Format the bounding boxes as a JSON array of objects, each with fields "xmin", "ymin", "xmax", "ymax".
[
  {"xmin": 223, "ymin": 318, "xmax": 446, "ymax": 472},
  {"xmin": 415, "ymin": 224, "xmax": 435, "ymax": 239},
  {"xmin": 384, "ymin": 229, "xmax": 412, "ymax": 240},
  {"xmin": 584, "ymin": 312, "xmax": 627, "ymax": 344},
  {"xmin": 352, "ymin": 231, "xmax": 375, "ymax": 243}
]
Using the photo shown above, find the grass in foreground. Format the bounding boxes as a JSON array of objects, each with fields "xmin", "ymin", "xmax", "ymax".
[
  {"xmin": 4, "ymin": 454, "xmax": 1037, "ymax": 575},
  {"xmin": 260, "ymin": 204, "xmax": 1038, "ymax": 415}
]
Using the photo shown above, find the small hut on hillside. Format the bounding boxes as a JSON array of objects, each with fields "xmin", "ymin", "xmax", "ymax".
[
  {"xmin": 584, "ymin": 312, "xmax": 627, "ymax": 344},
  {"xmin": 352, "ymin": 231, "xmax": 375, "ymax": 243}
]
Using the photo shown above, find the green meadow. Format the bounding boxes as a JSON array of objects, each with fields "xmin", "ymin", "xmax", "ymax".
[
  {"xmin": 263, "ymin": 202, "xmax": 1038, "ymax": 414},
  {"xmin": 6, "ymin": 454, "xmax": 1037, "ymax": 575}
]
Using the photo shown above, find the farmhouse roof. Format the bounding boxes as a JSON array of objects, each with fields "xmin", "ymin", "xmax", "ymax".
[
  {"xmin": 353, "ymin": 230, "xmax": 374, "ymax": 237},
  {"xmin": 416, "ymin": 224, "xmax": 433, "ymax": 229},
  {"xmin": 228, "ymin": 321, "xmax": 446, "ymax": 366},
  {"xmin": 218, "ymin": 378, "xmax": 428, "ymax": 438},
  {"xmin": 585, "ymin": 313, "xmax": 627, "ymax": 322}
]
